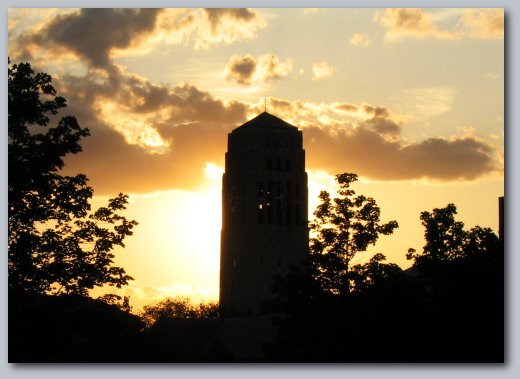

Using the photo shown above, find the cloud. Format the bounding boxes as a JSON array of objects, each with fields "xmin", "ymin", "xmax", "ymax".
[
  {"xmin": 305, "ymin": 124, "xmax": 497, "ymax": 182},
  {"xmin": 349, "ymin": 33, "xmax": 374, "ymax": 47},
  {"xmin": 265, "ymin": 97, "xmax": 395, "ymax": 125},
  {"xmin": 187, "ymin": 8, "xmax": 267, "ymax": 48},
  {"xmin": 12, "ymin": 8, "xmax": 267, "ymax": 69},
  {"xmin": 376, "ymin": 8, "xmax": 504, "ymax": 41},
  {"xmin": 461, "ymin": 9, "xmax": 504, "ymax": 40},
  {"xmin": 312, "ymin": 62, "xmax": 335, "ymax": 80},
  {"xmin": 55, "ymin": 68, "xmax": 250, "ymax": 194},
  {"xmin": 38, "ymin": 63, "xmax": 496, "ymax": 195},
  {"xmin": 205, "ymin": 8, "xmax": 259, "ymax": 31},
  {"xmin": 376, "ymin": 8, "xmax": 454, "ymax": 41},
  {"xmin": 260, "ymin": 97, "xmax": 498, "ymax": 181},
  {"xmin": 225, "ymin": 53, "xmax": 294, "ymax": 84},
  {"xmin": 20, "ymin": 9, "xmax": 162, "ymax": 68},
  {"xmin": 334, "ymin": 102, "xmax": 358, "ymax": 113}
]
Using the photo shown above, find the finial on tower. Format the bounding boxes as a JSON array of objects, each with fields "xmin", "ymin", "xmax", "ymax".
[{"xmin": 264, "ymin": 95, "xmax": 267, "ymax": 113}]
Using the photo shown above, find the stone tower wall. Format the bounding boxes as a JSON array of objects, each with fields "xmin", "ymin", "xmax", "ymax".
[{"xmin": 220, "ymin": 116, "xmax": 308, "ymax": 317}]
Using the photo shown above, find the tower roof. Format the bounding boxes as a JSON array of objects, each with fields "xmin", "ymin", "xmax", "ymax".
[{"xmin": 233, "ymin": 112, "xmax": 297, "ymax": 132}]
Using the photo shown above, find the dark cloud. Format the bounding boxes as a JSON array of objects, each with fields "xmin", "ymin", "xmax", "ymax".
[
  {"xmin": 64, "ymin": 119, "xmax": 231, "ymax": 194},
  {"xmin": 362, "ymin": 104, "xmax": 390, "ymax": 118},
  {"xmin": 225, "ymin": 55, "xmax": 257, "ymax": 84},
  {"xmin": 335, "ymin": 103, "xmax": 358, "ymax": 113},
  {"xmin": 225, "ymin": 54, "xmax": 293, "ymax": 84},
  {"xmin": 362, "ymin": 116, "xmax": 401, "ymax": 137},
  {"xmin": 392, "ymin": 8, "xmax": 425, "ymax": 30},
  {"xmin": 305, "ymin": 125, "xmax": 497, "ymax": 181},
  {"xmin": 270, "ymin": 98, "xmax": 293, "ymax": 110},
  {"xmin": 170, "ymin": 84, "xmax": 249, "ymax": 124},
  {"xmin": 23, "ymin": 9, "xmax": 161, "ymax": 68}
]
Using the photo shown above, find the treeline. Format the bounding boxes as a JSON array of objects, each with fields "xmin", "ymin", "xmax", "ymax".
[{"xmin": 9, "ymin": 291, "xmax": 225, "ymax": 362}]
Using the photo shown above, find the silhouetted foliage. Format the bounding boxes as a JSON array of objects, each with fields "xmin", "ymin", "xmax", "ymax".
[
  {"xmin": 309, "ymin": 173, "xmax": 398, "ymax": 295},
  {"xmin": 8, "ymin": 61, "xmax": 137, "ymax": 296},
  {"xmin": 406, "ymin": 203, "xmax": 501, "ymax": 266},
  {"xmin": 349, "ymin": 253, "xmax": 403, "ymax": 294},
  {"xmin": 97, "ymin": 294, "xmax": 133, "ymax": 313},
  {"xmin": 141, "ymin": 297, "xmax": 219, "ymax": 327},
  {"xmin": 9, "ymin": 290, "xmax": 145, "ymax": 362},
  {"xmin": 267, "ymin": 192, "xmax": 503, "ymax": 363}
]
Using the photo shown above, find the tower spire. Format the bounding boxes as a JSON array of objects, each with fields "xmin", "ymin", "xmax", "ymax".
[{"xmin": 264, "ymin": 95, "xmax": 267, "ymax": 113}]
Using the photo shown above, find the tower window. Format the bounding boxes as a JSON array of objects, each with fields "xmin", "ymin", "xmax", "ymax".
[
  {"xmin": 286, "ymin": 159, "xmax": 291, "ymax": 171},
  {"xmin": 276, "ymin": 159, "xmax": 281, "ymax": 171},
  {"xmin": 258, "ymin": 183, "xmax": 264, "ymax": 224},
  {"xmin": 258, "ymin": 203, "xmax": 264, "ymax": 224},
  {"xmin": 267, "ymin": 159, "xmax": 272, "ymax": 171},
  {"xmin": 295, "ymin": 203, "xmax": 300, "ymax": 225}
]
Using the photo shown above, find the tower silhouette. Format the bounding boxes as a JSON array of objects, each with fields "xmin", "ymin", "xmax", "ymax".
[{"xmin": 220, "ymin": 112, "xmax": 309, "ymax": 317}]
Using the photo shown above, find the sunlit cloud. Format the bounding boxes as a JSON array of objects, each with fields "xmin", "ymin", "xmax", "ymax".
[
  {"xmin": 151, "ymin": 8, "xmax": 268, "ymax": 50},
  {"xmin": 461, "ymin": 9, "xmax": 504, "ymax": 40},
  {"xmin": 95, "ymin": 100, "xmax": 171, "ymax": 154},
  {"xmin": 375, "ymin": 8, "xmax": 504, "ymax": 41},
  {"xmin": 349, "ymin": 32, "xmax": 374, "ymax": 47},
  {"xmin": 312, "ymin": 61, "xmax": 335, "ymax": 80},
  {"xmin": 224, "ymin": 53, "xmax": 294, "ymax": 85},
  {"xmin": 375, "ymin": 8, "xmax": 456, "ymax": 41},
  {"xmin": 8, "ymin": 7, "xmax": 500, "ymax": 193},
  {"xmin": 54, "ymin": 64, "xmax": 498, "ymax": 194}
]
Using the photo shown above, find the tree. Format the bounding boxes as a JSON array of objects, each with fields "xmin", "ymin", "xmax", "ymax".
[
  {"xmin": 406, "ymin": 203, "xmax": 500, "ymax": 266},
  {"xmin": 349, "ymin": 253, "xmax": 403, "ymax": 294},
  {"xmin": 140, "ymin": 297, "xmax": 219, "ymax": 327},
  {"xmin": 97, "ymin": 294, "xmax": 133, "ymax": 313},
  {"xmin": 8, "ymin": 61, "xmax": 137, "ymax": 296},
  {"xmin": 309, "ymin": 173, "xmax": 398, "ymax": 296}
]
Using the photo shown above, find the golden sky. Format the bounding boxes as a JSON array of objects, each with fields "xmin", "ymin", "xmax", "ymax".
[{"xmin": 8, "ymin": 8, "xmax": 504, "ymax": 309}]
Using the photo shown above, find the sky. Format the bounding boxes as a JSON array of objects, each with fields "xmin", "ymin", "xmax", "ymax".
[{"xmin": 8, "ymin": 8, "xmax": 504, "ymax": 310}]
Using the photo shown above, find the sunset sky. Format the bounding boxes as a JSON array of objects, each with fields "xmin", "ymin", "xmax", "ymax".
[{"xmin": 8, "ymin": 8, "xmax": 504, "ymax": 309}]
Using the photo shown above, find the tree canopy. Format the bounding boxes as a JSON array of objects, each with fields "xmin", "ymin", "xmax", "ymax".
[
  {"xmin": 141, "ymin": 297, "xmax": 219, "ymax": 327},
  {"xmin": 406, "ymin": 203, "xmax": 500, "ymax": 266},
  {"xmin": 8, "ymin": 61, "xmax": 137, "ymax": 296},
  {"xmin": 309, "ymin": 173, "xmax": 398, "ymax": 296}
]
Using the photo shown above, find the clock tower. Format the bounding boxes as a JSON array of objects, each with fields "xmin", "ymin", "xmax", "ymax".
[{"xmin": 219, "ymin": 112, "xmax": 308, "ymax": 317}]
